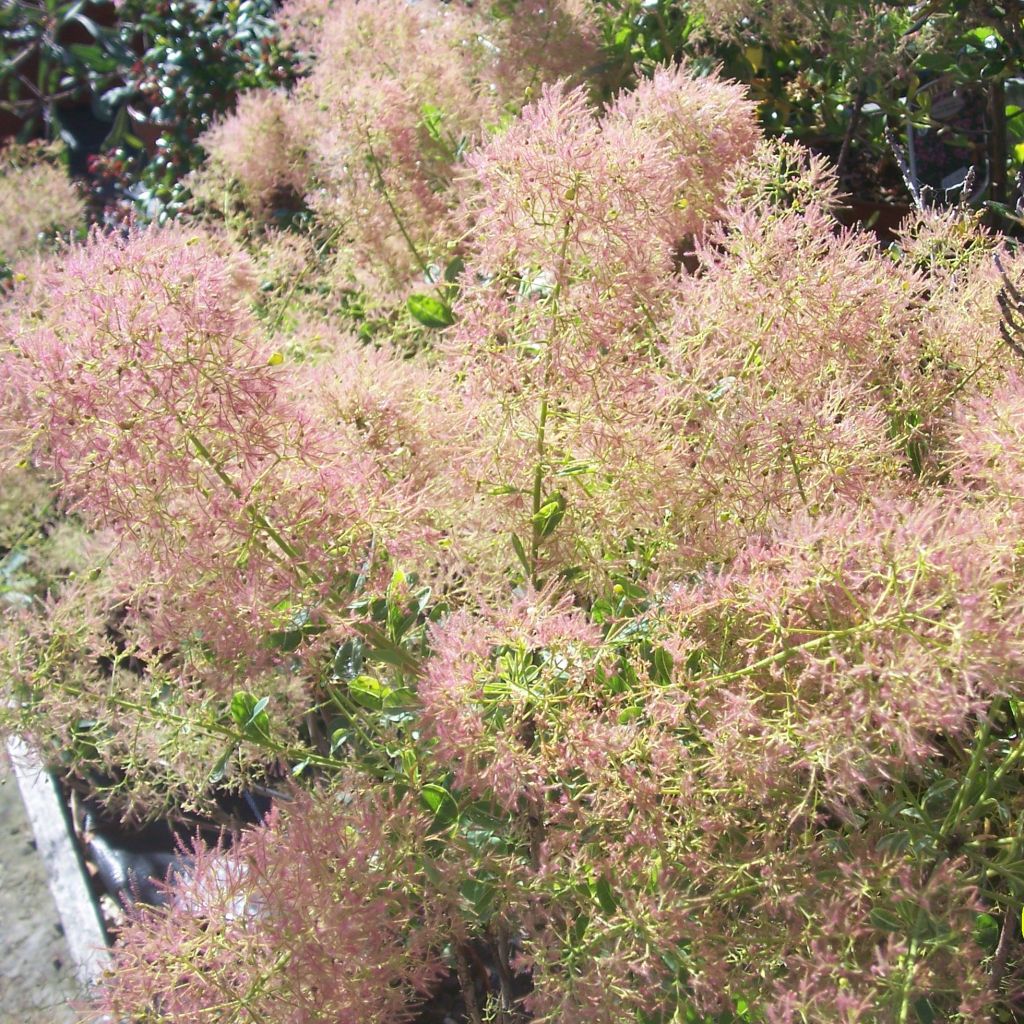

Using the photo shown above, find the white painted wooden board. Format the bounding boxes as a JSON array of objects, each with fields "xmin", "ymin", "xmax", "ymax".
[{"xmin": 6, "ymin": 737, "xmax": 110, "ymax": 988}]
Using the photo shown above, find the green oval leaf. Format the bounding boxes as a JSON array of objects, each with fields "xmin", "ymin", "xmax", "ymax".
[
  {"xmin": 593, "ymin": 875, "xmax": 617, "ymax": 915},
  {"xmin": 407, "ymin": 293, "xmax": 454, "ymax": 329},
  {"xmin": 531, "ymin": 492, "xmax": 565, "ymax": 538},
  {"xmin": 229, "ymin": 691, "xmax": 271, "ymax": 741},
  {"xmin": 974, "ymin": 912, "xmax": 1000, "ymax": 954},
  {"xmin": 209, "ymin": 744, "xmax": 236, "ymax": 783},
  {"xmin": 652, "ymin": 646, "xmax": 674, "ymax": 685},
  {"xmin": 349, "ymin": 674, "xmax": 392, "ymax": 710},
  {"xmin": 459, "ymin": 876, "xmax": 497, "ymax": 922},
  {"xmin": 420, "ymin": 783, "xmax": 459, "ymax": 829},
  {"xmin": 444, "ymin": 256, "xmax": 465, "ymax": 283},
  {"xmin": 267, "ymin": 628, "xmax": 303, "ymax": 652}
]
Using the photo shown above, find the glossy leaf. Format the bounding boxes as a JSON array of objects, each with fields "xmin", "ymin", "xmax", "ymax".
[
  {"xmin": 230, "ymin": 691, "xmax": 271, "ymax": 741},
  {"xmin": 531, "ymin": 492, "xmax": 566, "ymax": 538},
  {"xmin": 349, "ymin": 674, "xmax": 392, "ymax": 711},
  {"xmin": 407, "ymin": 293, "xmax": 454, "ymax": 329},
  {"xmin": 420, "ymin": 783, "xmax": 459, "ymax": 830}
]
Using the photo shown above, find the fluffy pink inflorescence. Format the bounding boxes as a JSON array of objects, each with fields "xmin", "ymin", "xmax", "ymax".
[
  {"xmin": 0, "ymin": 145, "xmax": 84, "ymax": 261},
  {"xmin": 466, "ymin": 80, "xmax": 679, "ymax": 292},
  {"xmin": 604, "ymin": 62, "xmax": 759, "ymax": 242},
  {"xmin": 95, "ymin": 785, "xmax": 444, "ymax": 1024},
  {"xmin": 480, "ymin": 0, "xmax": 602, "ymax": 101},
  {"xmin": 0, "ymin": 226, "xmax": 408, "ymax": 678},
  {"xmin": 205, "ymin": 0, "xmax": 602, "ymax": 297},
  {"xmin": 199, "ymin": 89, "xmax": 310, "ymax": 214},
  {"xmin": 435, "ymin": 73, "xmax": 767, "ymax": 588},
  {"xmin": 419, "ymin": 591, "xmax": 606, "ymax": 811},
  {"xmin": 463, "ymin": 68, "xmax": 758, "ymax": 295},
  {"xmin": 662, "ymin": 498, "xmax": 1024, "ymax": 800},
  {"xmin": 954, "ymin": 372, "xmax": 1024, "ymax": 491}
]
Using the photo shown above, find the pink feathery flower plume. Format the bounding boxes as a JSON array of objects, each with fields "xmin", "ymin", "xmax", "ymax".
[
  {"xmin": 0, "ymin": 226, "xmax": 403, "ymax": 677},
  {"xmin": 96, "ymin": 784, "xmax": 444, "ymax": 1023}
]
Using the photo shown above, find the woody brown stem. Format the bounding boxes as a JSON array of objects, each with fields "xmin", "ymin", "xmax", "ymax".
[
  {"xmin": 493, "ymin": 924, "xmax": 517, "ymax": 1023},
  {"xmin": 455, "ymin": 945, "xmax": 485, "ymax": 1024}
]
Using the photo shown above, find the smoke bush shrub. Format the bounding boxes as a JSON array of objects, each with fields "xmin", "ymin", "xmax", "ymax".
[{"xmin": 3, "ymin": 10, "xmax": 1024, "ymax": 1022}]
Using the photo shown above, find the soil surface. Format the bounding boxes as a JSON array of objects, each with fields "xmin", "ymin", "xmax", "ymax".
[{"xmin": 0, "ymin": 771, "xmax": 83, "ymax": 1023}]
